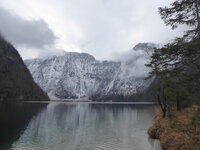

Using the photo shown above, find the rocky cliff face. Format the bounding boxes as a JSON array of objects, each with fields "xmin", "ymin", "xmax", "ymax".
[
  {"xmin": 25, "ymin": 43, "xmax": 156, "ymax": 101},
  {"xmin": 0, "ymin": 35, "xmax": 49, "ymax": 101}
]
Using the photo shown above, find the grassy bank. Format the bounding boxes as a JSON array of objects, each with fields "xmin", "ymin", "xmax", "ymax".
[{"xmin": 148, "ymin": 105, "xmax": 200, "ymax": 150}]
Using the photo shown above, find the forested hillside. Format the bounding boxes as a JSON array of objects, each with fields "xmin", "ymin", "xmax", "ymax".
[{"xmin": 0, "ymin": 35, "xmax": 49, "ymax": 101}]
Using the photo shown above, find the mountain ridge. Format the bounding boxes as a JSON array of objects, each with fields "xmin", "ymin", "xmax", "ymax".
[{"xmin": 25, "ymin": 43, "xmax": 156, "ymax": 101}]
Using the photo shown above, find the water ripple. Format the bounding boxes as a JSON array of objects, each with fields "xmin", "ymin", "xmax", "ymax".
[{"xmin": 11, "ymin": 103, "xmax": 161, "ymax": 150}]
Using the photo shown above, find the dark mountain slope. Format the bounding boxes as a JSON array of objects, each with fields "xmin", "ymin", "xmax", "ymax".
[{"xmin": 0, "ymin": 35, "xmax": 49, "ymax": 101}]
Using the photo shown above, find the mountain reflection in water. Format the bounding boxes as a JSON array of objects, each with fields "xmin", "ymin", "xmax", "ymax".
[{"xmin": 1, "ymin": 102, "xmax": 161, "ymax": 150}]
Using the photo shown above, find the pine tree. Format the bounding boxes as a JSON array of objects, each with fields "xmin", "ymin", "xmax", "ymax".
[
  {"xmin": 159, "ymin": 0, "xmax": 200, "ymax": 38},
  {"xmin": 146, "ymin": 0, "xmax": 200, "ymax": 116}
]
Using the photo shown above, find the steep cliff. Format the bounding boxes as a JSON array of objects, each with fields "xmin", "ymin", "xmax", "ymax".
[
  {"xmin": 25, "ymin": 43, "xmax": 156, "ymax": 101},
  {"xmin": 0, "ymin": 35, "xmax": 49, "ymax": 101}
]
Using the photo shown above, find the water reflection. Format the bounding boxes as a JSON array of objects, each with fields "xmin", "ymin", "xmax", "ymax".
[
  {"xmin": 0, "ymin": 102, "xmax": 47, "ymax": 150},
  {"xmin": 11, "ymin": 103, "xmax": 161, "ymax": 150}
]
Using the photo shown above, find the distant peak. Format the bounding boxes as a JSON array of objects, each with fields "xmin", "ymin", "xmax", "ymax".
[
  {"xmin": 133, "ymin": 43, "xmax": 158, "ymax": 51},
  {"xmin": 25, "ymin": 51, "xmax": 96, "ymax": 62}
]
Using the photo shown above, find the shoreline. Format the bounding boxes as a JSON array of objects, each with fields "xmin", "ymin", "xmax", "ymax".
[
  {"xmin": 148, "ymin": 105, "xmax": 200, "ymax": 150},
  {"xmin": 23, "ymin": 101, "xmax": 158, "ymax": 105}
]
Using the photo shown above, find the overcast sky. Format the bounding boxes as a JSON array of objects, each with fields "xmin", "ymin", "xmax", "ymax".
[{"xmin": 0, "ymin": 0, "xmax": 186, "ymax": 60}]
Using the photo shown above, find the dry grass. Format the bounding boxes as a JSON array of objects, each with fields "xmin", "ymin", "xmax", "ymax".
[{"xmin": 148, "ymin": 105, "xmax": 200, "ymax": 150}]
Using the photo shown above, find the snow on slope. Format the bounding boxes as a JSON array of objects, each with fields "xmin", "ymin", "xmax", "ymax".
[{"xmin": 25, "ymin": 43, "xmax": 157, "ymax": 101}]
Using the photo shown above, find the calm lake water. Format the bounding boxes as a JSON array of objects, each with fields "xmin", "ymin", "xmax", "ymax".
[{"xmin": 0, "ymin": 102, "xmax": 161, "ymax": 150}]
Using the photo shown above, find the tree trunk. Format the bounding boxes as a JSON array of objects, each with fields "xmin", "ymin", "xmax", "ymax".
[
  {"xmin": 176, "ymin": 96, "xmax": 181, "ymax": 111},
  {"xmin": 157, "ymin": 93, "xmax": 167, "ymax": 118},
  {"xmin": 162, "ymin": 108, "xmax": 166, "ymax": 118}
]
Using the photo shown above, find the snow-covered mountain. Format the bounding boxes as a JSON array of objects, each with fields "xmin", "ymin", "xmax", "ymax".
[{"xmin": 25, "ymin": 43, "xmax": 157, "ymax": 101}]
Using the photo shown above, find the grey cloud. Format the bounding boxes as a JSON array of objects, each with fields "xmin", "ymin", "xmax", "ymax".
[
  {"xmin": 59, "ymin": 0, "xmax": 186, "ymax": 60},
  {"xmin": 0, "ymin": 0, "xmax": 187, "ymax": 60},
  {"xmin": 0, "ymin": 7, "xmax": 56, "ymax": 48}
]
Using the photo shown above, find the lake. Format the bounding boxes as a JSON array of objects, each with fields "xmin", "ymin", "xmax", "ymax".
[{"xmin": 0, "ymin": 102, "xmax": 161, "ymax": 150}]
